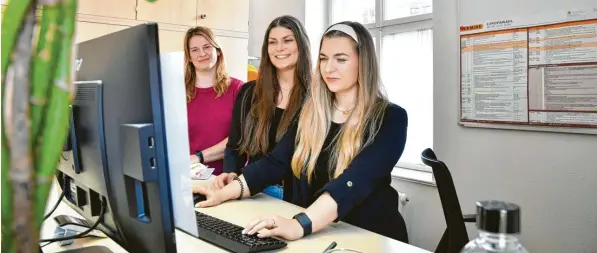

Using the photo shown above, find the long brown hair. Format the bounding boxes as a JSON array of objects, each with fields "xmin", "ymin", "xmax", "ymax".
[
  {"xmin": 291, "ymin": 21, "xmax": 388, "ymax": 183},
  {"xmin": 238, "ymin": 15, "xmax": 312, "ymax": 156},
  {"xmin": 184, "ymin": 26, "xmax": 230, "ymax": 102}
]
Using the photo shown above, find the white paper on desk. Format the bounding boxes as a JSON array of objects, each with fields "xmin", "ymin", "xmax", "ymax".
[{"xmin": 190, "ymin": 167, "xmax": 214, "ymax": 180}]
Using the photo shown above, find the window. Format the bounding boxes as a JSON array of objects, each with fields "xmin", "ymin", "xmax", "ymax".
[
  {"xmin": 330, "ymin": 0, "xmax": 434, "ymax": 173},
  {"xmin": 381, "ymin": 28, "xmax": 433, "ymax": 170},
  {"xmin": 331, "ymin": 0, "xmax": 376, "ymax": 24},
  {"xmin": 383, "ymin": 0, "xmax": 432, "ymax": 20}
]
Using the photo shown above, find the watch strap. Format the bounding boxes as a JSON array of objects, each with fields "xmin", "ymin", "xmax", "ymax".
[
  {"xmin": 195, "ymin": 151, "xmax": 204, "ymax": 163},
  {"xmin": 292, "ymin": 212, "xmax": 312, "ymax": 236}
]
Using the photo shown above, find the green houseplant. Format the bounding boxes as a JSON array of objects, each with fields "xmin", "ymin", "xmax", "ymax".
[{"xmin": 1, "ymin": 0, "xmax": 156, "ymax": 252}]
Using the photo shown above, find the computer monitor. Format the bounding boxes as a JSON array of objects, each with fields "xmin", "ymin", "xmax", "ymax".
[
  {"xmin": 56, "ymin": 23, "xmax": 176, "ymax": 253},
  {"xmin": 158, "ymin": 51, "xmax": 200, "ymax": 238}
]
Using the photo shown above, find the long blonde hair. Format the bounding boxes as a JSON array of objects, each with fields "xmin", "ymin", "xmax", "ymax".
[
  {"xmin": 184, "ymin": 26, "xmax": 230, "ymax": 102},
  {"xmin": 291, "ymin": 21, "xmax": 388, "ymax": 183}
]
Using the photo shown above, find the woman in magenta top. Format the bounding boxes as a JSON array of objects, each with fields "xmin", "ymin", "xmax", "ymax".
[{"xmin": 184, "ymin": 26, "xmax": 243, "ymax": 175}]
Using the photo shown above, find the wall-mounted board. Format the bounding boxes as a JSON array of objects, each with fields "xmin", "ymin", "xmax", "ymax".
[{"xmin": 458, "ymin": 0, "xmax": 597, "ymax": 134}]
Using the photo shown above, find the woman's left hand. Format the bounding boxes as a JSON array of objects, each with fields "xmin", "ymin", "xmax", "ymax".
[
  {"xmin": 242, "ymin": 215, "xmax": 304, "ymax": 241},
  {"xmin": 192, "ymin": 186, "xmax": 225, "ymax": 208}
]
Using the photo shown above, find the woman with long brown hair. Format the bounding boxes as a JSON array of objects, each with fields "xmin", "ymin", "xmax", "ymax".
[
  {"xmin": 195, "ymin": 21, "xmax": 409, "ymax": 243},
  {"xmin": 212, "ymin": 15, "xmax": 312, "ymax": 200},
  {"xmin": 185, "ymin": 26, "xmax": 244, "ymax": 175}
]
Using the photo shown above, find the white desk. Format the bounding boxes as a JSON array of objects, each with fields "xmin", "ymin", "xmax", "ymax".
[{"xmin": 41, "ymin": 179, "xmax": 431, "ymax": 253}]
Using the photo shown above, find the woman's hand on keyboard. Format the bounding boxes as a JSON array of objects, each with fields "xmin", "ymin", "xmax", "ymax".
[
  {"xmin": 193, "ymin": 186, "xmax": 224, "ymax": 208},
  {"xmin": 242, "ymin": 214, "xmax": 303, "ymax": 241},
  {"xmin": 211, "ymin": 172, "xmax": 238, "ymax": 190}
]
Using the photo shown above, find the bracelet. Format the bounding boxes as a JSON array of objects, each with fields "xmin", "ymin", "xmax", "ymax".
[{"xmin": 235, "ymin": 177, "xmax": 244, "ymax": 200}]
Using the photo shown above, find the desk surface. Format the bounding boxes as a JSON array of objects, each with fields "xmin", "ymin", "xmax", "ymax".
[
  {"xmin": 178, "ymin": 179, "xmax": 430, "ymax": 253},
  {"xmin": 41, "ymin": 178, "xmax": 431, "ymax": 253}
]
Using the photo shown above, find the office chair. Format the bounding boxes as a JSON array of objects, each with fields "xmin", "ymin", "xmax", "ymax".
[{"xmin": 421, "ymin": 148, "xmax": 476, "ymax": 253}]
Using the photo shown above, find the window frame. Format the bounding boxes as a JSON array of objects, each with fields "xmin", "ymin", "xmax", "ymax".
[{"xmin": 328, "ymin": 0, "xmax": 435, "ymax": 177}]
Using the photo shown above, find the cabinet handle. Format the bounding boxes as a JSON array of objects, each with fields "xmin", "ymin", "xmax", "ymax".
[{"xmin": 198, "ymin": 14, "xmax": 207, "ymax": 19}]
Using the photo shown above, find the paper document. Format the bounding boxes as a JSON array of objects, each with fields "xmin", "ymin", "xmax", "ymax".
[
  {"xmin": 461, "ymin": 28, "xmax": 529, "ymax": 123},
  {"xmin": 190, "ymin": 162, "xmax": 214, "ymax": 180}
]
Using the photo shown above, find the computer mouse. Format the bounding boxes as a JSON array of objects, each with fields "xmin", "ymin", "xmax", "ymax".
[{"xmin": 193, "ymin": 193, "xmax": 207, "ymax": 205}]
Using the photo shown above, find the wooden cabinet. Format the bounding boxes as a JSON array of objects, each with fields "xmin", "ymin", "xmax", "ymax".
[
  {"xmin": 158, "ymin": 30, "xmax": 186, "ymax": 53},
  {"xmin": 3, "ymin": 0, "xmax": 250, "ymax": 32},
  {"xmin": 197, "ymin": 0, "xmax": 249, "ymax": 32},
  {"xmin": 217, "ymin": 36, "xmax": 248, "ymax": 82},
  {"xmin": 136, "ymin": 0, "xmax": 197, "ymax": 27},
  {"xmin": 2, "ymin": 0, "xmax": 248, "ymax": 81},
  {"xmin": 75, "ymin": 22, "xmax": 129, "ymax": 43},
  {"xmin": 78, "ymin": 0, "xmax": 137, "ymax": 20}
]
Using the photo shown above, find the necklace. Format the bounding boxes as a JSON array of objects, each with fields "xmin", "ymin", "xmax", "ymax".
[{"xmin": 333, "ymin": 101, "xmax": 355, "ymax": 115}]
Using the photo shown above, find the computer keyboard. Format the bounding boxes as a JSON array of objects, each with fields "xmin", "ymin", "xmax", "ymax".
[{"xmin": 195, "ymin": 211, "xmax": 287, "ymax": 253}]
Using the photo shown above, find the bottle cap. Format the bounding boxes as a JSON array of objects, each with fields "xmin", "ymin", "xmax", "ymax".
[{"xmin": 475, "ymin": 200, "xmax": 520, "ymax": 234}]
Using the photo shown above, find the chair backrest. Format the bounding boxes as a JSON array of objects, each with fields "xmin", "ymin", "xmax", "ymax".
[{"xmin": 421, "ymin": 148, "xmax": 469, "ymax": 253}]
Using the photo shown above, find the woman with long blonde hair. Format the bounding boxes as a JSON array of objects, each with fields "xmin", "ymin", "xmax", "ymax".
[
  {"xmin": 194, "ymin": 21, "xmax": 409, "ymax": 243},
  {"xmin": 184, "ymin": 26, "xmax": 244, "ymax": 175}
]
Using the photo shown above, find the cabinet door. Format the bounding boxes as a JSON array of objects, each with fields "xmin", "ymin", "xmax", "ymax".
[
  {"xmin": 75, "ymin": 22, "xmax": 129, "ymax": 43},
  {"xmin": 217, "ymin": 37, "xmax": 248, "ymax": 82},
  {"xmin": 197, "ymin": 0, "xmax": 248, "ymax": 32},
  {"xmin": 78, "ymin": 0, "xmax": 136, "ymax": 19},
  {"xmin": 136, "ymin": 0, "xmax": 197, "ymax": 27},
  {"xmin": 158, "ymin": 30, "xmax": 186, "ymax": 53}
]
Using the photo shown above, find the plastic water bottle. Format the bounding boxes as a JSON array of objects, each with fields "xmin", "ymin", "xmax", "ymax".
[{"xmin": 461, "ymin": 200, "xmax": 528, "ymax": 253}]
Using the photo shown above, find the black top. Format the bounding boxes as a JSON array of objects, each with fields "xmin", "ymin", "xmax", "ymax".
[
  {"xmin": 223, "ymin": 81, "xmax": 293, "ymax": 200},
  {"xmin": 309, "ymin": 122, "xmax": 342, "ymax": 199},
  {"xmin": 242, "ymin": 103, "xmax": 409, "ymax": 243}
]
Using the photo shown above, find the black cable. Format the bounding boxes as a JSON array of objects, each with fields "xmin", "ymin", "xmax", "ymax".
[
  {"xmin": 39, "ymin": 235, "xmax": 92, "ymax": 249},
  {"xmin": 39, "ymin": 198, "xmax": 106, "ymax": 243},
  {"xmin": 40, "ymin": 242, "xmax": 54, "ymax": 248},
  {"xmin": 43, "ymin": 191, "xmax": 65, "ymax": 221},
  {"xmin": 43, "ymin": 173, "xmax": 68, "ymax": 221},
  {"xmin": 39, "ymin": 234, "xmax": 93, "ymax": 247}
]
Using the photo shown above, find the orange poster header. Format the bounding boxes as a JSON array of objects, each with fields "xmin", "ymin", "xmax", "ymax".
[{"xmin": 461, "ymin": 28, "xmax": 527, "ymax": 38}]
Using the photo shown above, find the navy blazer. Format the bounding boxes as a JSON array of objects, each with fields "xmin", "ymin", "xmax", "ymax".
[{"xmin": 242, "ymin": 103, "xmax": 409, "ymax": 243}]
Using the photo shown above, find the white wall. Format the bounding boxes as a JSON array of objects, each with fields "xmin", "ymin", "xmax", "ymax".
[
  {"xmin": 304, "ymin": 0, "xmax": 328, "ymax": 68},
  {"xmin": 392, "ymin": 0, "xmax": 597, "ymax": 252},
  {"xmin": 248, "ymin": 0, "xmax": 306, "ymax": 57}
]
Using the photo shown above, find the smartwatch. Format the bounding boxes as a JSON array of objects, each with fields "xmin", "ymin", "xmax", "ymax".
[
  {"xmin": 194, "ymin": 151, "xmax": 204, "ymax": 163},
  {"xmin": 292, "ymin": 212, "xmax": 312, "ymax": 236}
]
